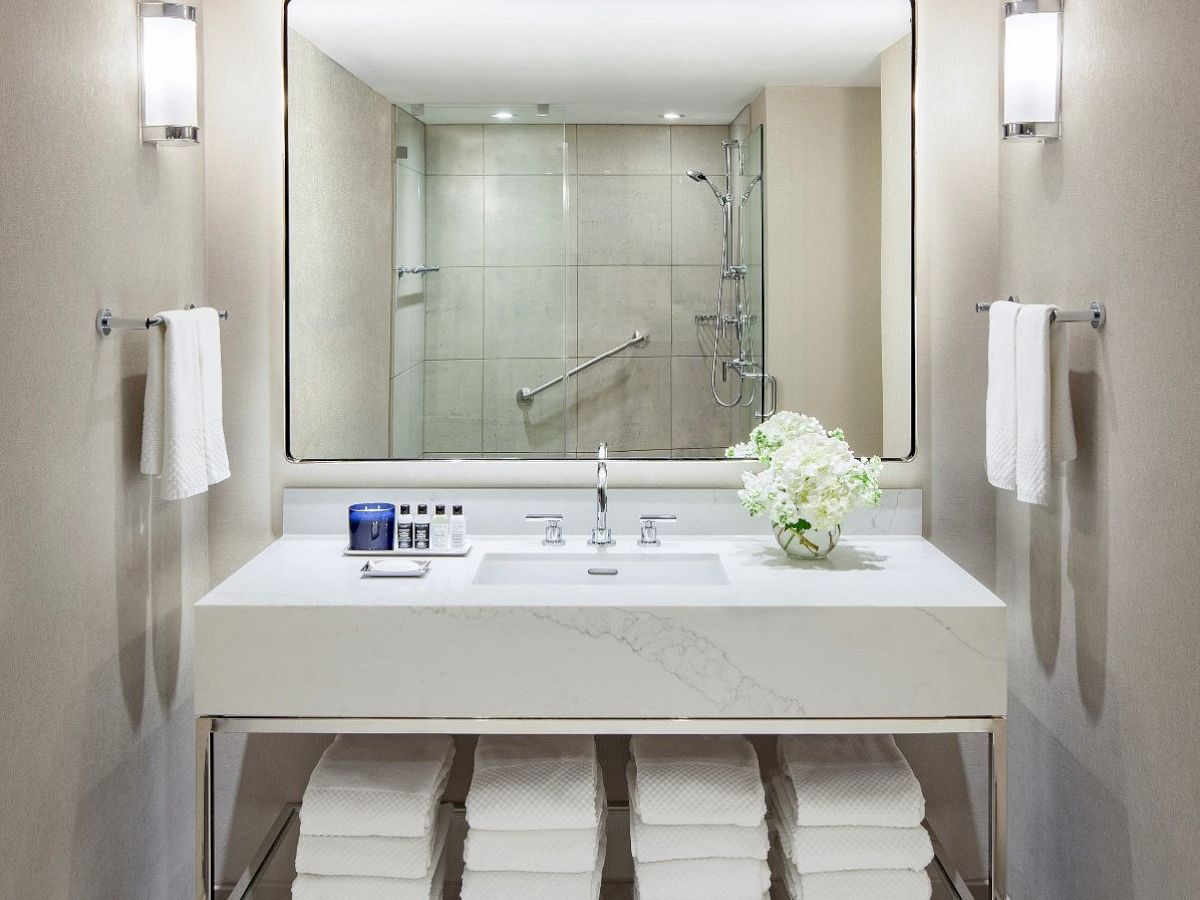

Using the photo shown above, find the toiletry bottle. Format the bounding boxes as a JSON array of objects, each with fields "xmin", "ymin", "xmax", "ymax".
[
  {"xmin": 449, "ymin": 505, "xmax": 467, "ymax": 549},
  {"xmin": 431, "ymin": 505, "xmax": 449, "ymax": 550},
  {"xmin": 414, "ymin": 505, "xmax": 431, "ymax": 550},
  {"xmin": 396, "ymin": 504, "xmax": 414, "ymax": 550}
]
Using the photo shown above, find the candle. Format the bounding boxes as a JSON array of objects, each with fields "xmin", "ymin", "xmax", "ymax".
[{"xmin": 348, "ymin": 502, "xmax": 396, "ymax": 551}]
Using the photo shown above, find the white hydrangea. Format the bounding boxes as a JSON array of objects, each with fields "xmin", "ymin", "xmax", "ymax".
[{"xmin": 729, "ymin": 412, "xmax": 882, "ymax": 533}]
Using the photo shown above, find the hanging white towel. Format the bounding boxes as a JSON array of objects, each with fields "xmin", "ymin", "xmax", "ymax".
[
  {"xmin": 140, "ymin": 308, "xmax": 230, "ymax": 500},
  {"xmin": 769, "ymin": 775, "xmax": 932, "ymax": 873},
  {"xmin": 460, "ymin": 831, "xmax": 606, "ymax": 900},
  {"xmin": 466, "ymin": 735, "xmax": 600, "ymax": 831},
  {"xmin": 629, "ymin": 761, "xmax": 770, "ymax": 862},
  {"xmin": 295, "ymin": 803, "xmax": 451, "ymax": 879},
  {"xmin": 463, "ymin": 776, "xmax": 607, "ymax": 873},
  {"xmin": 777, "ymin": 735, "xmax": 924, "ymax": 828},
  {"xmin": 986, "ymin": 299, "xmax": 1020, "ymax": 491},
  {"xmin": 634, "ymin": 856, "xmax": 773, "ymax": 900},
  {"xmin": 1015, "ymin": 304, "xmax": 1077, "ymax": 505},
  {"xmin": 291, "ymin": 817, "xmax": 449, "ymax": 900},
  {"xmin": 629, "ymin": 735, "xmax": 766, "ymax": 827},
  {"xmin": 299, "ymin": 735, "xmax": 454, "ymax": 838}
]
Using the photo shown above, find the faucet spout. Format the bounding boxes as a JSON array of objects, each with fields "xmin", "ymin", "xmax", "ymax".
[{"xmin": 590, "ymin": 442, "xmax": 614, "ymax": 546}]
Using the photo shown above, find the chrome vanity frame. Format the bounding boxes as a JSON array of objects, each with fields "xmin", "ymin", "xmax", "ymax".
[{"xmin": 196, "ymin": 714, "xmax": 1005, "ymax": 900}]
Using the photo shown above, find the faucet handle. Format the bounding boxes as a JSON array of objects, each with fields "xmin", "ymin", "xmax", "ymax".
[
  {"xmin": 526, "ymin": 514, "xmax": 565, "ymax": 546},
  {"xmin": 638, "ymin": 514, "xmax": 677, "ymax": 547}
]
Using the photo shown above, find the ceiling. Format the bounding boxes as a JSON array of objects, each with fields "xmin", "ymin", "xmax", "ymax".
[{"xmin": 288, "ymin": 0, "xmax": 913, "ymax": 125}]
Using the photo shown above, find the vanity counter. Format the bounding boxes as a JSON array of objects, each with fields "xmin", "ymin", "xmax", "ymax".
[{"xmin": 195, "ymin": 534, "xmax": 1005, "ymax": 720}]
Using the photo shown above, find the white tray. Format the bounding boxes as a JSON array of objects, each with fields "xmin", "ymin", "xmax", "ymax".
[
  {"xmin": 360, "ymin": 559, "xmax": 431, "ymax": 578},
  {"xmin": 343, "ymin": 542, "xmax": 472, "ymax": 558}
]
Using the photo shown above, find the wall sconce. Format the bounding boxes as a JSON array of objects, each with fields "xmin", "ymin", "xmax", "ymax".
[
  {"xmin": 1002, "ymin": 0, "xmax": 1063, "ymax": 141},
  {"xmin": 138, "ymin": 2, "xmax": 200, "ymax": 145}
]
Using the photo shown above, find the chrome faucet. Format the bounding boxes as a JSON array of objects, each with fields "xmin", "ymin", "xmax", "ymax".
[{"xmin": 589, "ymin": 442, "xmax": 614, "ymax": 546}]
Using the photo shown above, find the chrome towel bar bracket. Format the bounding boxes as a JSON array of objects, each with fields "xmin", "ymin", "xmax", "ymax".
[
  {"xmin": 975, "ymin": 297, "xmax": 1106, "ymax": 330},
  {"xmin": 96, "ymin": 306, "xmax": 229, "ymax": 336}
]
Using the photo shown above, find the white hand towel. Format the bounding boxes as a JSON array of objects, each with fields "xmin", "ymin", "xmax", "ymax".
[
  {"xmin": 777, "ymin": 735, "xmax": 924, "ymax": 828},
  {"xmin": 629, "ymin": 761, "xmax": 769, "ymax": 862},
  {"xmin": 634, "ymin": 857, "xmax": 772, "ymax": 900},
  {"xmin": 1015, "ymin": 304, "xmax": 1076, "ymax": 505},
  {"xmin": 780, "ymin": 858, "xmax": 931, "ymax": 900},
  {"xmin": 140, "ymin": 308, "xmax": 230, "ymax": 500},
  {"xmin": 629, "ymin": 735, "xmax": 766, "ymax": 827},
  {"xmin": 296, "ymin": 803, "xmax": 451, "ymax": 879},
  {"xmin": 300, "ymin": 735, "xmax": 454, "ymax": 838},
  {"xmin": 986, "ymin": 299, "xmax": 1020, "ymax": 491},
  {"xmin": 769, "ymin": 775, "xmax": 932, "ymax": 873},
  {"xmin": 466, "ymin": 735, "xmax": 599, "ymax": 831},
  {"xmin": 464, "ymin": 775, "xmax": 607, "ymax": 873},
  {"xmin": 461, "ymin": 830, "xmax": 606, "ymax": 900},
  {"xmin": 291, "ymin": 813, "xmax": 449, "ymax": 900}
]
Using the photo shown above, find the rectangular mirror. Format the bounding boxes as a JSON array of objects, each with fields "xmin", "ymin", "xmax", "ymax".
[{"xmin": 285, "ymin": 0, "xmax": 914, "ymax": 462}]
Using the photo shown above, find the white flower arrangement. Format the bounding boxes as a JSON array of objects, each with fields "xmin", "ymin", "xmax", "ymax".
[{"xmin": 727, "ymin": 411, "xmax": 883, "ymax": 534}]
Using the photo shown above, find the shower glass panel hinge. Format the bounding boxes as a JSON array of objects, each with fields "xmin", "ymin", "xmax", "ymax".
[{"xmin": 394, "ymin": 146, "xmax": 408, "ymax": 160}]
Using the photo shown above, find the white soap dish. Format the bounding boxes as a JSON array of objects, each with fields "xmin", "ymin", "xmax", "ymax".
[
  {"xmin": 360, "ymin": 559, "xmax": 431, "ymax": 578},
  {"xmin": 344, "ymin": 543, "xmax": 471, "ymax": 558}
]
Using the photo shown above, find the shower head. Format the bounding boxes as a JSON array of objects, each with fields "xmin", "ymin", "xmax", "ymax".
[{"xmin": 686, "ymin": 169, "xmax": 726, "ymax": 202}]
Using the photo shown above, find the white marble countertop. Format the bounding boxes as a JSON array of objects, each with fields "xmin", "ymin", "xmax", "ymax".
[{"xmin": 196, "ymin": 534, "xmax": 1005, "ymax": 720}]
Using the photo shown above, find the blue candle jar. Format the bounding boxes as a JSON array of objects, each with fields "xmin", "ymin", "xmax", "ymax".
[{"xmin": 348, "ymin": 503, "xmax": 396, "ymax": 551}]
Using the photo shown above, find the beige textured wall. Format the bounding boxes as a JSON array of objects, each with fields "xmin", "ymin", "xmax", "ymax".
[
  {"xmin": 0, "ymin": 1, "xmax": 208, "ymax": 896},
  {"xmin": 994, "ymin": 0, "xmax": 1200, "ymax": 896},
  {"xmin": 287, "ymin": 30, "xmax": 393, "ymax": 460}
]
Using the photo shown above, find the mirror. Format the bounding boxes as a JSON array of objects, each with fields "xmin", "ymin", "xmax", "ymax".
[{"xmin": 285, "ymin": 0, "xmax": 914, "ymax": 462}]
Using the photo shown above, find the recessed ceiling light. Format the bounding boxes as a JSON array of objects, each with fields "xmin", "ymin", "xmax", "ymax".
[
  {"xmin": 491, "ymin": 111, "xmax": 516, "ymax": 120},
  {"xmin": 659, "ymin": 113, "xmax": 686, "ymax": 120}
]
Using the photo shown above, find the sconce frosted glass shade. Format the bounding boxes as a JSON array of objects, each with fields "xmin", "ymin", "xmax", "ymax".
[
  {"xmin": 1002, "ymin": 1, "xmax": 1062, "ymax": 141},
  {"xmin": 139, "ymin": 3, "xmax": 199, "ymax": 144}
]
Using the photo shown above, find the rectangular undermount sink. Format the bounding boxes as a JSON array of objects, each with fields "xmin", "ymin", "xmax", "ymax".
[{"xmin": 472, "ymin": 552, "xmax": 730, "ymax": 586}]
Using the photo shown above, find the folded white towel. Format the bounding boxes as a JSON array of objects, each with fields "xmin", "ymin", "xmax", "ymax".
[
  {"xmin": 291, "ymin": 814, "xmax": 449, "ymax": 900},
  {"xmin": 464, "ymin": 776, "xmax": 607, "ymax": 873},
  {"xmin": 777, "ymin": 735, "xmax": 924, "ymax": 828},
  {"xmin": 300, "ymin": 735, "xmax": 454, "ymax": 838},
  {"xmin": 629, "ymin": 761, "xmax": 769, "ymax": 862},
  {"xmin": 296, "ymin": 803, "xmax": 451, "ymax": 879},
  {"xmin": 141, "ymin": 307, "xmax": 230, "ymax": 500},
  {"xmin": 629, "ymin": 735, "xmax": 766, "ymax": 827},
  {"xmin": 769, "ymin": 775, "xmax": 932, "ymax": 873},
  {"xmin": 1015, "ymin": 304, "xmax": 1077, "ymax": 505},
  {"xmin": 986, "ymin": 299, "xmax": 1020, "ymax": 491},
  {"xmin": 461, "ymin": 830, "xmax": 607, "ymax": 900},
  {"xmin": 780, "ymin": 857, "xmax": 931, "ymax": 900},
  {"xmin": 634, "ymin": 857, "xmax": 772, "ymax": 900},
  {"xmin": 466, "ymin": 735, "xmax": 599, "ymax": 831}
]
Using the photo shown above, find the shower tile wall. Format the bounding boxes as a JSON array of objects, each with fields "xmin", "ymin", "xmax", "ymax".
[
  {"xmin": 391, "ymin": 107, "xmax": 426, "ymax": 457},
  {"xmin": 419, "ymin": 122, "xmax": 737, "ymax": 458}
]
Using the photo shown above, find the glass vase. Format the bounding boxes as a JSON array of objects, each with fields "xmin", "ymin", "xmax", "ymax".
[{"xmin": 773, "ymin": 523, "xmax": 840, "ymax": 560}]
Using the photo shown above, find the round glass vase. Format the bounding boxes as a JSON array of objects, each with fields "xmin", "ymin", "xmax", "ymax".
[{"xmin": 773, "ymin": 523, "xmax": 841, "ymax": 560}]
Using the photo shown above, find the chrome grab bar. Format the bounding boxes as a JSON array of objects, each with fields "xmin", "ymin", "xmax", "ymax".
[{"xmin": 516, "ymin": 332, "xmax": 648, "ymax": 406}]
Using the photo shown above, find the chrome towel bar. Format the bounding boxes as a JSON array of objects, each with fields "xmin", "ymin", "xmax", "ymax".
[
  {"xmin": 516, "ymin": 331, "xmax": 648, "ymax": 406},
  {"xmin": 975, "ymin": 297, "xmax": 1106, "ymax": 330},
  {"xmin": 96, "ymin": 305, "xmax": 229, "ymax": 336}
]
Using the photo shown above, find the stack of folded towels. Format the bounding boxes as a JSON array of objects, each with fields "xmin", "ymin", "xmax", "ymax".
[
  {"xmin": 628, "ymin": 735, "xmax": 772, "ymax": 900},
  {"xmin": 461, "ymin": 735, "xmax": 607, "ymax": 900},
  {"xmin": 770, "ymin": 735, "xmax": 934, "ymax": 900},
  {"xmin": 292, "ymin": 734, "xmax": 455, "ymax": 900}
]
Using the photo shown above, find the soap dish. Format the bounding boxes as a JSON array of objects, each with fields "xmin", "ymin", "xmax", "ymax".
[
  {"xmin": 360, "ymin": 559, "xmax": 431, "ymax": 578},
  {"xmin": 344, "ymin": 543, "xmax": 471, "ymax": 558}
]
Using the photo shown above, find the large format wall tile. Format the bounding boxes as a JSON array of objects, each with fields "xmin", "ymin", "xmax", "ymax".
[
  {"xmin": 671, "ymin": 264, "xmax": 733, "ymax": 358},
  {"xmin": 575, "ymin": 356, "xmax": 672, "ymax": 451},
  {"xmin": 423, "ymin": 359, "xmax": 483, "ymax": 452},
  {"xmin": 671, "ymin": 356, "xmax": 736, "ymax": 451},
  {"xmin": 671, "ymin": 174, "xmax": 725, "ymax": 265},
  {"xmin": 393, "ymin": 278, "xmax": 425, "ymax": 375},
  {"xmin": 483, "ymin": 357, "xmax": 571, "ymax": 455},
  {"xmin": 425, "ymin": 267, "xmax": 484, "ymax": 359},
  {"xmin": 394, "ymin": 164, "xmax": 425, "ymax": 265},
  {"xmin": 426, "ymin": 175, "xmax": 483, "ymax": 266},
  {"xmin": 577, "ymin": 265, "xmax": 671, "ymax": 358},
  {"xmin": 390, "ymin": 364, "xmax": 424, "ymax": 457},
  {"xmin": 484, "ymin": 266, "xmax": 569, "ymax": 359},
  {"xmin": 484, "ymin": 124, "xmax": 566, "ymax": 175},
  {"xmin": 577, "ymin": 175, "xmax": 671, "ymax": 264},
  {"xmin": 576, "ymin": 124, "xmax": 671, "ymax": 174},
  {"xmin": 484, "ymin": 175, "xmax": 566, "ymax": 266},
  {"xmin": 670, "ymin": 125, "xmax": 731, "ymax": 178},
  {"xmin": 426, "ymin": 124, "xmax": 484, "ymax": 174}
]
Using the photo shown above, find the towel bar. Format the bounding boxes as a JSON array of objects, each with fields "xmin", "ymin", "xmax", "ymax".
[
  {"xmin": 975, "ymin": 297, "xmax": 1106, "ymax": 330},
  {"xmin": 96, "ymin": 305, "xmax": 229, "ymax": 337}
]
